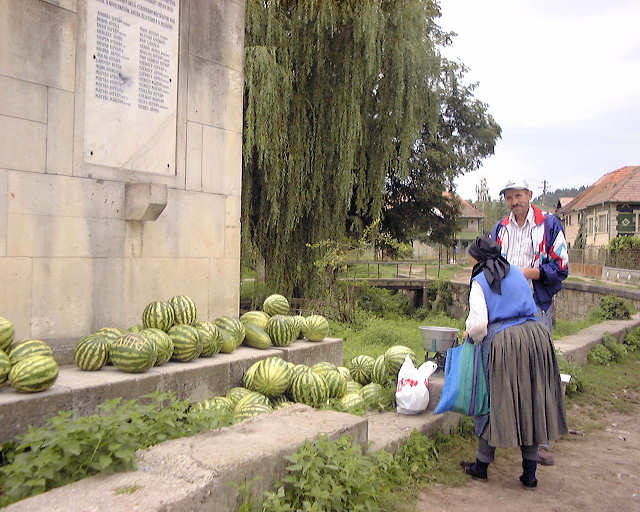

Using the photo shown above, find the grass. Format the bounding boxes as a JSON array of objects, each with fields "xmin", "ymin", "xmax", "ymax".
[
  {"xmin": 342, "ymin": 262, "xmax": 468, "ymax": 282},
  {"xmin": 553, "ymin": 316, "xmax": 602, "ymax": 340}
]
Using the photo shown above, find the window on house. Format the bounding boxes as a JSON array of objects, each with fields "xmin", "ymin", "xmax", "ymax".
[
  {"xmin": 467, "ymin": 219, "xmax": 475, "ymax": 230},
  {"xmin": 587, "ymin": 217, "xmax": 594, "ymax": 234},
  {"xmin": 598, "ymin": 214, "xmax": 608, "ymax": 233}
]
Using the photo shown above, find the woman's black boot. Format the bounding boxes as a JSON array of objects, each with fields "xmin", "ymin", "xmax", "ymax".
[
  {"xmin": 520, "ymin": 459, "xmax": 538, "ymax": 488},
  {"xmin": 460, "ymin": 459, "xmax": 489, "ymax": 480}
]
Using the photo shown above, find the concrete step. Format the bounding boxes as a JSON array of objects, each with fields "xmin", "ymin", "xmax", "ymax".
[{"xmin": 0, "ymin": 338, "xmax": 343, "ymax": 443}]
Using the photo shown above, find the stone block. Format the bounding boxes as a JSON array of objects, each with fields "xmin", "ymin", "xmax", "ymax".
[
  {"xmin": 41, "ymin": 0, "xmax": 77, "ymax": 11},
  {"xmin": 225, "ymin": 194, "xmax": 241, "ymax": 227},
  {"xmin": 185, "ymin": 122, "xmax": 203, "ymax": 191},
  {"xmin": 124, "ymin": 183, "xmax": 168, "ymax": 221},
  {"xmin": 0, "ymin": 75, "xmax": 47, "ymax": 122},
  {"xmin": 46, "ymin": 87, "xmax": 74, "ymax": 175},
  {"xmin": 0, "ymin": 384, "xmax": 73, "ymax": 443},
  {"xmin": 0, "ymin": 257, "xmax": 32, "ymax": 340},
  {"xmin": 275, "ymin": 338, "xmax": 344, "ymax": 367},
  {"xmin": 189, "ymin": 0, "xmax": 245, "ymax": 71},
  {"xmin": 0, "ymin": 170, "xmax": 6, "ymax": 256},
  {"xmin": 0, "ymin": 0, "xmax": 76, "ymax": 91},
  {"xmin": 224, "ymin": 225, "xmax": 241, "ymax": 259},
  {"xmin": 187, "ymin": 56, "xmax": 243, "ymax": 132},
  {"xmin": 7, "ymin": 214, "xmax": 125, "ymax": 257},
  {"xmin": 153, "ymin": 358, "xmax": 231, "ymax": 401},
  {"xmin": 0, "ymin": 115, "xmax": 46, "ymax": 172},
  {"xmin": 202, "ymin": 124, "xmax": 242, "ymax": 195},
  {"xmin": 137, "ymin": 189, "xmax": 225, "ymax": 258},
  {"xmin": 209, "ymin": 258, "xmax": 240, "ymax": 319},
  {"xmin": 7, "ymin": 171, "xmax": 124, "ymax": 218},
  {"xmin": 224, "ymin": 346, "xmax": 284, "ymax": 387}
]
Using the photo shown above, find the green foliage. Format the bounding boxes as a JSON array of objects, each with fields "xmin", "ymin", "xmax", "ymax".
[
  {"xmin": 424, "ymin": 280, "xmax": 453, "ymax": 313},
  {"xmin": 623, "ymin": 327, "xmax": 640, "ymax": 351},
  {"xmin": 587, "ymin": 344, "xmax": 614, "ymax": 366},
  {"xmin": 0, "ymin": 392, "xmax": 232, "ymax": 507},
  {"xmin": 555, "ymin": 351, "xmax": 585, "ymax": 396},
  {"xmin": 602, "ymin": 333, "xmax": 628, "ymax": 362},
  {"xmin": 593, "ymin": 295, "xmax": 633, "ymax": 320},
  {"xmin": 355, "ymin": 283, "xmax": 413, "ymax": 318},
  {"xmin": 608, "ymin": 235, "xmax": 640, "ymax": 253}
]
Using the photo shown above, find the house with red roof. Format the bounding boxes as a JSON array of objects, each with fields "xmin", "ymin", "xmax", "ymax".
[{"xmin": 560, "ymin": 166, "xmax": 640, "ymax": 247}]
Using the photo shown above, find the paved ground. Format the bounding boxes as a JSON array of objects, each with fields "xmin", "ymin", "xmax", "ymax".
[{"xmin": 416, "ymin": 407, "xmax": 640, "ymax": 512}]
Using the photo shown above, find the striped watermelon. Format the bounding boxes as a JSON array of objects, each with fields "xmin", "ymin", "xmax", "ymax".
[
  {"xmin": 319, "ymin": 369, "xmax": 347, "ymax": 399},
  {"xmin": 289, "ymin": 370, "xmax": 328, "ymax": 407},
  {"xmin": 74, "ymin": 335, "xmax": 109, "ymax": 371},
  {"xmin": 265, "ymin": 315, "xmax": 295, "ymax": 346},
  {"xmin": 263, "ymin": 294, "xmax": 290, "ymax": 316},
  {"xmin": 345, "ymin": 380, "xmax": 363, "ymax": 394},
  {"xmin": 349, "ymin": 355, "xmax": 375, "ymax": 385},
  {"xmin": 9, "ymin": 340, "xmax": 54, "ymax": 365},
  {"xmin": 301, "ymin": 315, "xmax": 329, "ymax": 342},
  {"xmin": 168, "ymin": 324, "xmax": 202, "ymax": 362},
  {"xmin": 360, "ymin": 382, "xmax": 384, "ymax": 408},
  {"xmin": 243, "ymin": 323, "xmax": 272, "ymax": 349},
  {"xmin": 195, "ymin": 321, "xmax": 223, "ymax": 357},
  {"xmin": 227, "ymin": 387, "xmax": 253, "ymax": 406},
  {"xmin": 271, "ymin": 395, "xmax": 295, "ymax": 409},
  {"xmin": 310, "ymin": 361, "xmax": 337, "ymax": 374},
  {"xmin": 142, "ymin": 300, "xmax": 175, "ymax": 331},
  {"xmin": 0, "ymin": 317, "xmax": 14, "ymax": 352},
  {"xmin": 233, "ymin": 401, "xmax": 273, "ymax": 422},
  {"xmin": 207, "ymin": 396, "xmax": 233, "ymax": 412},
  {"xmin": 96, "ymin": 327, "xmax": 124, "ymax": 341},
  {"xmin": 240, "ymin": 311, "xmax": 270, "ymax": 329},
  {"xmin": 127, "ymin": 324, "xmax": 144, "ymax": 333},
  {"xmin": 215, "ymin": 317, "xmax": 245, "ymax": 347},
  {"xmin": 234, "ymin": 390, "xmax": 271, "ymax": 410},
  {"xmin": 289, "ymin": 315, "xmax": 306, "ymax": 339},
  {"xmin": 336, "ymin": 366, "xmax": 352, "ymax": 381},
  {"xmin": 110, "ymin": 333, "xmax": 157, "ymax": 373},
  {"xmin": 384, "ymin": 345, "xmax": 417, "ymax": 376},
  {"xmin": 0, "ymin": 350, "xmax": 10, "ymax": 384},
  {"xmin": 248, "ymin": 357, "xmax": 292, "ymax": 398},
  {"xmin": 243, "ymin": 362, "xmax": 260, "ymax": 389},
  {"xmin": 338, "ymin": 392, "xmax": 366, "ymax": 412},
  {"xmin": 371, "ymin": 355, "xmax": 390, "ymax": 385},
  {"xmin": 169, "ymin": 295, "xmax": 197, "ymax": 325},
  {"xmin": 219, "ymin": 328, "xmax": 237, "ymax": 354},
  {"xmin": 141, "ymin": 328, "xmax": 174, "ymax": 365},
  {"xmin": 9, "ymin": 355, "xmax": 59, "ymax": 392},
  {"xmin": 291, "ymin": 364, "xmax": 310, "ymax": 381}
]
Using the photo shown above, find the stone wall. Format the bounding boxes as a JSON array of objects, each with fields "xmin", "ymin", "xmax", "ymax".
[{"xmin": 0, "ymin": 0, "xmax": 245, "ymax": 362}]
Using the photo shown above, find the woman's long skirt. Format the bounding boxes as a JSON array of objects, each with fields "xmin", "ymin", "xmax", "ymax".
[{"xmin": 481, "ymin": 320, "xmax": 568, "ymax": 447}]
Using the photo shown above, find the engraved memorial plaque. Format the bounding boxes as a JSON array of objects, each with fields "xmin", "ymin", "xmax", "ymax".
[{"xmin": 85, "ymin": 0, "xmax": 179, "ymax": 174}]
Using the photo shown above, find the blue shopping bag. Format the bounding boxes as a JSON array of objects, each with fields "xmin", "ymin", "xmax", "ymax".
[{"xmin": 433, "ymin": 340, "xmax": 489, "ymax": 416}]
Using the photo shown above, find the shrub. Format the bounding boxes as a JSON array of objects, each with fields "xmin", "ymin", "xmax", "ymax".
[
  {"xmin": 355, "ymin": 283, "xmax": 413, "ymax": 318},
  {"xmin": 603, "ymin": 333, "xmax": 628, "ymax": 362},
  {"xmin": 587, "ymin": 344, "xmax": 614, "ymax": 365},
  {"xmin": 623, "ymin": 327, "xmax": 640, "ymax": 351},
  {"xmin": 594, "ymin": 295, "xmax": 633, "ymax": 320},
  {"xmin": 555, "ymin": 351, "xmax": 585, "ymax": 396},
  {"xmin": 425, "ymin": 281, "xmax": 453, "ymax": 313}
]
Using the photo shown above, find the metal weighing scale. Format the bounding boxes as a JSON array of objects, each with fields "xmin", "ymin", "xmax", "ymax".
[{"xmin": 418, "ymin": 325, "xmax": 460, "ymax": 372}]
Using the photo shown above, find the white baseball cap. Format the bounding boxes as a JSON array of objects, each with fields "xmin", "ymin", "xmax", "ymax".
[{"xmin": 500, "ymin": 179, "xmax": 531, "ymax": 195}]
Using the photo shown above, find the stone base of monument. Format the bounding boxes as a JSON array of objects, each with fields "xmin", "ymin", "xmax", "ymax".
[{"xmin": 0, "ymin": 338, "xmax": 343, "ymax": 444}]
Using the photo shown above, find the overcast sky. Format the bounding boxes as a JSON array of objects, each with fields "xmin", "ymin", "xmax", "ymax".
[{"xmin": 439, "ymin": 0, "xmax": 640, "ymax": 201}]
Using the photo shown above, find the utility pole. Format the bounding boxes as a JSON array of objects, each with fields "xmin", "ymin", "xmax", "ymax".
[{"xmin": 541, "ymin": 179, "xmax": 548, "ymax": 196}]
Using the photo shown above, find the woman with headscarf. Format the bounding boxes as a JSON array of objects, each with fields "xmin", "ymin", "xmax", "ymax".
[{"xmin": 460, "ymin": 235, "xmax": 568, "ymax": 488}]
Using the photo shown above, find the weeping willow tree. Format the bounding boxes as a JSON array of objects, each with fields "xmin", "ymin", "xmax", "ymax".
[{"xmin": 242, "ymin": 0, "xmax": 443, "ymax": 296}]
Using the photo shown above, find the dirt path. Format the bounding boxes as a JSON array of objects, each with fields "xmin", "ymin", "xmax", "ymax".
[{"xmin": 416, "ymin": 410, "xmax": 640, "ymax": 512}]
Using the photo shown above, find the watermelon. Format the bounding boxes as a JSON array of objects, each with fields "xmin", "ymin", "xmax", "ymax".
[
  {"xmin": 271, "ymin": 395, "xmax": 295, "ymax": 409},
  {"xmin": 243, "ymin": 323, "xmax": 272, "ymax": 349},
  {"xmin": 74, "ymin": 334, "xmax": 109, "ymax": 371},
  {"xmin": 345, "ymin": 380, "xmax": 363, "ymax": 394},
  {"xmin": 248, "ymin": 357, "xmax": 292, "ymax": 398},
  {"xmin": 0, "ymin": 350, "xmax": 10, "ymax": 384},
  {"xmin": 0, "ymin": 317, "xmax": 15, "ymax": 352},
  {"xmin": 142, "ymin": 300, "xmax": 175, "ymax": 331},
  {"xmin": 168, "ymin": 324, "xmax": 202, "ymax": 362},
  {"xmin": 384, "ymin": 345, "xmax": 417, "ymax": 376},
  {"xmin": 9, "ymin": 355, "xmax": 59, "ymax": 392},
  {"xmin": 336, "ymin": 366, "xmax": 352, "ymax": 381},
  {"xmin": 243, "ymin": 362, "xmax": 260, "ymax": 389},
  {"xmin": 371, "ymin": 355, "xmax": 390, "ymax": 386},
  {"xmin": 8, "ymin": 340, "xmax": 54, "ymax": 366},
  {"xmin": 169, "ymin": 295, "xmax": 197, "ymax": 325},
  {"xmin": 263, "ymin": 294, "xmax": 290, "ymax": 316},
  {"xmin": 265, "ymin": 315, "xmax": 295, "ymax": 347},
  {"xmin": 360, "ymin": 382, "xmax": 384, "ymax": 407},
  {"xmin": 338, "ymin": 392, "xmax": 366, "ymax": 412},
  {"xmin": 227, "ymin": 387, "xmax": 253, "ymax": 406},
  {"xmin": 310, "ymin": 361, "xmax": 337, "ymax": 374},
  {"xmin": 240, "ymin": 311, "xmax": 270, "ymax": 329},
  {"xmin": 291, "ymin": 364, "xmax": 310, "ymax": 381},
  {"xmin": 215, "ymin": 317, "xmax": 245, "ymax": 347},
  {"xmin": 141, "ymin": 328, "xmax": 174, "ymax": 366},
  {"xmin": 290, "ymin": 315, "xmax": 306, "ymax": 339},
  {"xmin": 301, "ymin": 315, "xmax": 329, "ymax": 342},
  {"xmin": 207, "ymin": 396, "xmax": 233, "ymax": 413},
  {"xmin": 195, "ymin": 321, "xmax": 223, "ymax": 357},
  {"xmin": 349, "ymin": 355, "xmax": 375, "ymax": 385},
  {"xmin": 110, "ymin": 333, "xmax": 157, "ymax": 373},
  {"xmin": 234, "ymin": 390, "xmax": 271, "ymax": 410},
  {"xmin": 289, "ymin": 370, "xmax": 328, "ymax": 407},
  {"xmin": 96, "ymin": 327, "xmax": 124, "ymax": 341},
  {"xmin": 233, "ymin": 401, "xmax": 273, "ymax": 422},
  {"xmin": 319, "ymin": 369, "xmax": 347, "ymax": 399}
]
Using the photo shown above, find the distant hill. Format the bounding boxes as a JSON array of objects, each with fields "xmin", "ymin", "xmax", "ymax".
[{"xmin": 534, "ymin": 185, "xmax": 587, "ymax": 210}]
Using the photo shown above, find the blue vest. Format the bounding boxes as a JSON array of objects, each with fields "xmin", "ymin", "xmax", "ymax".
[{"xmin": 473, "ymin": 268, "xmax": 537, "ymax": 329}]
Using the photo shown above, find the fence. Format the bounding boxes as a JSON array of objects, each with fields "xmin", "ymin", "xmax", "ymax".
[{"xmin": 569, "ymin": 248, "xmax": 640, "ymax": 270}]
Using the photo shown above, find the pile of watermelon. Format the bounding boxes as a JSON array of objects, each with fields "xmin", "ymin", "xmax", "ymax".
[
  {"xmin": 190, "ymin": 344, "xmax": 418, "ymax": 423},
  {"xmin": 0, "ymin": 317, "xmax": 59, "ymax": 393},
  {"xmin": 71, "ymin": 294, "xmax": 330, "ymax": 374}
]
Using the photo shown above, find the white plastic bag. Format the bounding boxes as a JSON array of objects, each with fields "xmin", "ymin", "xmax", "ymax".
[{"xmin": 395, "ymin": 355, "xmax": 438, "ymax": 415}]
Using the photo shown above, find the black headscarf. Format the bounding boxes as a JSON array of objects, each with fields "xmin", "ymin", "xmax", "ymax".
[{"xmin": 469, "ymin": 236, "xmax": 510, "ymax": 295}]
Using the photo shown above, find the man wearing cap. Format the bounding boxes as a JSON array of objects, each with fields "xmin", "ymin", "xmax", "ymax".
[{"xmin": 490, "ymin": 179, "xmax": 569, "ymax": 465}]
